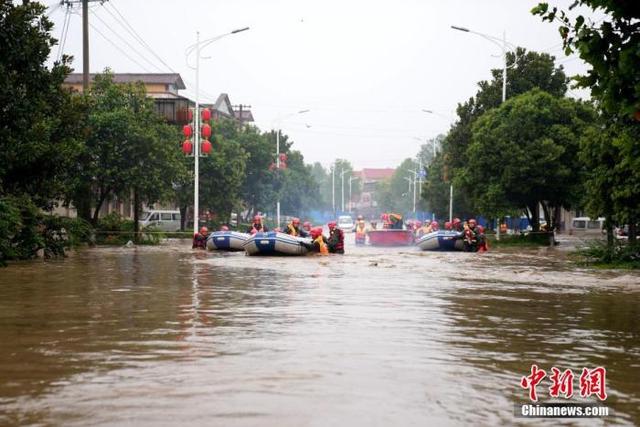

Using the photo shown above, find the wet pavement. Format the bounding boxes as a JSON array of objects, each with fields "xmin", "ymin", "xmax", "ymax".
[{"xmin": 0, "ymin": 235, "xmax": 638, "ymax": 426}]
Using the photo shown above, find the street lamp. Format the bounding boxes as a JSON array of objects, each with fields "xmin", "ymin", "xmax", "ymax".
[
  {"xmin": 273, "ymin": 109, "xmax": 310, "ymax": 228},
  {"xmin": 340, "ymin": 169, "xmax": 349, "ymax": 213},
  {"xmin": 185, "ymin": 26, "xmax": 249, "ymax": 236},
  {"xmin": 348, "ymin": 176, "xmax": 358, "ymax": 212},
  {"xmin": 451, "ymin": 25, "xmax": 517, "ymax": 238}
]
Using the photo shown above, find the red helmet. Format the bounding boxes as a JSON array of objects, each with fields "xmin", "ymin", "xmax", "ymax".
[
  {"xmin": 310, "ymin": 227, "xmax": 322, "ymax": 239},
  {"xmin": 431, "ymin": 221, "xmax": 439, "ymax": 230},
  {"xmin": 328, "ymin": 221, "xmax": 337, "ymax": 229},
  {"xmin": 220, "ymin": 225, "xmax": 229, "ymax": 231},
  {"xmin": 293, "ymin": 217, "xmax": 300, "ymax": 225},
  {"xmin": 415, "ymin": 220, "xmax": 422, "ymax": 227},
  {"xmin": 199, "ymin": 226, "xmax": 208, "ymax": 235},
  {"xmin": 444, "ymin": 221, "xmax": 452, "ymax": 230},
  {"xmin": 253, "ymin": 215, "xmax": 262, "ymax": 222}
]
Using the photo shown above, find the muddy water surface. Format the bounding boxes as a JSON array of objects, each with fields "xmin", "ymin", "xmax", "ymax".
[{"xmin": 0, "ymin": 237, "xmax": 638, "ymax": 426}]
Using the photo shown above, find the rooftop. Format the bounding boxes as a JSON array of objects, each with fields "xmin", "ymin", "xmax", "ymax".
[
  {"xmin": 355, "ymin": 168, "xmax": 396, "ymax": 181},
  {"xmin": 65, "ymin": 73, "xmax": 186, "ymax": 90}
]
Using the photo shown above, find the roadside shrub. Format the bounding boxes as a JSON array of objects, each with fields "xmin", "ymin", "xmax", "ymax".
[
  {"xmin": 0, "ymin": 196, "xmax": 94, "ymax": 265},
  {"xmin": 576, "ymin": 240, "xmax": 640, "ymax": 268},
  {"xmin": 95, "ymin": 212, "xmax": 164, "ymax": 245},
  {"xmin": 489, "ymin": 231, "xmax": 554, "ymax": 246}
]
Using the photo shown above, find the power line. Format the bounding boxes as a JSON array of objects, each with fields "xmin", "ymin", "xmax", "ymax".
[
  {"xmin": 105, "ymin": 1, "xmax": 176, "ymax": 73},
  {"xmin": 90, "ymin": 8, "xmax": 164, "ymax": 72},
  {"xmin": 56, "ymin": 5, "xmax": 71, "ymax": 61},
  {"xmin": 88, "ymin": 20, "xmax": 154, "ymax": 72}
]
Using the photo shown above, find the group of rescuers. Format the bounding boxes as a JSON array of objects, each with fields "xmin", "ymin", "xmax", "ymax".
[
  {"xmin": 192, "ymin": 215, "xmax": 343, "ymax": 254},
  {"xmin": 194, "ymin": 214, "xmax": 487, "ymax": 253}
]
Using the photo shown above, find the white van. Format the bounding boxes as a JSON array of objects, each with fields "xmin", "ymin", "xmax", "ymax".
[
  {"xmin": 569, "ymin": 217, "xmax": 605, "ymax": 235},
  {"xmin": 139, "ymin": 210, "xmax": 181, "ymax": 232}
]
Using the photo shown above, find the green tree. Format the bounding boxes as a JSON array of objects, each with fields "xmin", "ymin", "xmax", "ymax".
[
  {"xmin": 0, "ymin": 0, "xmax": 85, "ymax": 208},
  {"xmin": 533, "ymin": 1, "xmax": 640, "ymax": 243},
  {"xmin": 426, "ymin": 49, "xmax": 568, "ymax": 219},
  {"xmin": 463, "ymin": 89, "xmax": 595, "ymax": 230},
  {"xmin": 67, "ymin": 71, "xmax": 183, "ymax": 229},
  {"xmin": 580, "ymin": 122, "xmax": 640, "ymax": 243},
  {"xmin": 199, "ymin": 118, "xmax": 247, "ymax": 225},
  {"xmin": 532, "ymin": 1, "xmax": 640, "ymax": 118},
  {"xmin": 238, "ymin": 126, "xmax": 277, "ymax": 221}
]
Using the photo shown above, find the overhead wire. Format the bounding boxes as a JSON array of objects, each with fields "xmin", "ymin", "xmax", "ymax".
[
  {"xmin": 105, "ymin": 1, "xmax": 177, "ymax": 73},
  {"xmin": 90, "ymin": 8, "xmax": 165, "ymax": 73},
  {"xmin": 56, "ymin": 5, "xmax": 71, "ymax": 62},
  {"xmin": 88, "ymin": 20, "xmax": 155, "ymax": 72}
]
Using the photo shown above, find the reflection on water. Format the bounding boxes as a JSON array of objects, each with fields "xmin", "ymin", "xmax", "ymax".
[{"xmin": 0, "ymin": 238, "xmax": 638, "ymax": 426}]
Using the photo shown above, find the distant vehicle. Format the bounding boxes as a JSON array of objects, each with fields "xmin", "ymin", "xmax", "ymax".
[
  {"xmin": 139, "ymin": 209, "xmax": 181, "ymax": 232},
  {"xmin": 569, "ymin": 217, "xmax": 605, "ymax": 236},
  {"xmin": 337, "ymin": 215, "xmax": 354, "ymax": 232}
]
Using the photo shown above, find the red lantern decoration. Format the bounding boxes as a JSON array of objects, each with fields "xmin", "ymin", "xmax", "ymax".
[
  {"xmin": 182, "ymin": 125, "xmax": 192, "ymax": 138},
  {"xmin": 201, "ymin": 139, "xmax": 212, "ymax": 155},
  {"xmin": 182, "ymin": 140, "xmax": 193, "ymax": 155},
  {"xmin": 201, "ymin": 108, "xmax": 211, "ymax": 122},
  {"xmin": 201, "ymin": 123, "xmax": 212, "ymax": 139},
  {"xmin": 187, "ymin": 109, "xmax": 193, "ymax": 122}
]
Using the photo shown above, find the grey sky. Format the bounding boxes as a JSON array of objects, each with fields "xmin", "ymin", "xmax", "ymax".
[{"xmin": 47, "ymin": 0, "xmax": 592, "ymax": 170}]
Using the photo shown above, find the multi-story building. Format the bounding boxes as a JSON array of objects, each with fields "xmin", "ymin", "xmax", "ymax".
[
  {"xmin": 352, "ymin": 168, "xmax": 395, "ymax": 215},
  {"xmin": 58, "ymin": 73, "xmax": 254, "ymax": 220}
]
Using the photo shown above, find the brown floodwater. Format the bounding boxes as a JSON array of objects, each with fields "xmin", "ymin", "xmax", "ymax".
[{"xmin": 0, "ymin": 235, "xmax": 638, "ymax": 426}]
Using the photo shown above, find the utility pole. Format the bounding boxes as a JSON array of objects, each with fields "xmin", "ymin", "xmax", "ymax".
[
  {"xmin": 332, "ymin": 162, "xmax": 336, "ymax": 217},
  {"xmin": 82, "ymin": 0, "xmax": 89, "ymax": 90},
  {"xmin": 340, "ymin": 169, "xmax": 348, "ymax": 213},
  {"xmin": 61, "ymin": 0, "xmax": 107, "ymax": 90},
  {"xmin": 232, "ymin": 104, "xmax": 251, "ymax": 125}
]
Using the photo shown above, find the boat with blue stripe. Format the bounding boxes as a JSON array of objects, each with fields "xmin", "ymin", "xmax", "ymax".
[
  {"xmin": 415, "ymin": 230, "xmax": 464, "ymax": 251},
  {"xmin": 243, "ymin": 231, "xmax": 312, "ymax": 256},
  {"xmin": 206, "ymin": 231, "xmax": 250, "ymax": 251}
]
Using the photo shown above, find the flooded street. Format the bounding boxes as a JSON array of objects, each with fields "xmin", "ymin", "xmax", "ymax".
[{"xmin": 0, "ymin": 237, "xmax": 639, "ymax": 426}]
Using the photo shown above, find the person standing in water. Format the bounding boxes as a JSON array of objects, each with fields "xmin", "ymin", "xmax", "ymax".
[
  {"xmin": 327, "ymin": 221, "xmax": 345, "ymax": 254},
  {"xmin": 247, "ymin": 215, "xmax": 268, "ymax": 234},
  {"xmin": 354, "ymin": 215, "xmax": 367, "ymax": 245}
]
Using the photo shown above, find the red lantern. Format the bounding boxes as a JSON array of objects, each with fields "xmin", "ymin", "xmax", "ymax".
[
  {"xmin": 201, "ymin": 123, "xmax": 212, "ymax": 139},
  {"xmin": 182, "ymin": 125, "xmax": 192, "ymax": 138},
  {"xmin": 201, "ymin": 139, "xmax": 212, "ymax": 155},
  {"xmin": 201, "ymin": 108, "xmax": 211, "ymax": 122},
  {"xmin": 182, "ymin": 140, "xmax": 193, "ymax": 155},
  {"xmin": 187, "ymin": 109, "xmax": 193, "ymax": 122}
]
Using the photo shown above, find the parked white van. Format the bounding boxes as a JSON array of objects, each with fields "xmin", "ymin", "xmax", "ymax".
[
  {"xmin": 569, "ymin": 217, "xmax": 605, "ymax": 235},
  {"xmin": 139, "ymin": 210, "xmax": 181, "ymax": 232}
]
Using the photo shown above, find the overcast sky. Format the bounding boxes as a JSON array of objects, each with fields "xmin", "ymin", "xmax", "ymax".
[{"xmin": 46, "ymin": 0, "xmax": 594, "ymax": 170}]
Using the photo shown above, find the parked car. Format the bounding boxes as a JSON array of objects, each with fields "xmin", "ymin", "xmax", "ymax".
[
  {"xmin": 337, "ymin": 215, "xmax": 354, "ymax": 232},
  {"xmin": 139, "ymin": 210, "xmax": 181, "ymax": 232},
  {"xmin": 569, "ymin": 217, "xmax": 605, "ymax": 236}
]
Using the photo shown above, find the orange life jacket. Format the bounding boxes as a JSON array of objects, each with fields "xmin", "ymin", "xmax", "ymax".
[
  {"xmin": 314, "ymin": 236, "xmax": 328, "ymax": 254},
  {"xmin": 286, "ymin": 223, "xmax": 299, "ymax": 236}
]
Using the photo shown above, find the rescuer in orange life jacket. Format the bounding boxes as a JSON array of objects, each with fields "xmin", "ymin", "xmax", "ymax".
[
  {"xmin": 192, "ymin": 226, "xmax": 209, "ymax": 249},
  {"xmin": 283, "ymin": 217, "xmax": 309, "ymax": 237},
  {"xmin": 309, "ymin": 227, "xmax": 329, "ymax": 254},
  {"xmin": 327, "ymin": 221, "xmax": 345, "ymax": 254},
  {"xmin": 354, "ymin": 215, "xmax": 367, "ymax": 245},
  {"xmin": 247, "ymin": 215, "xmax": 268, "ymax": 234}
]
